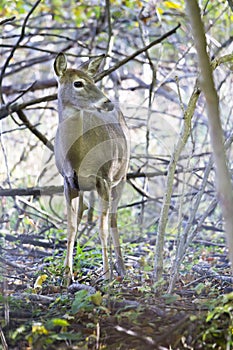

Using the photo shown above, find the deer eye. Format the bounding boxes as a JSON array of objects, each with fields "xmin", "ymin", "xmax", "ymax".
[{"xmin": 74, "ymin": 81, "xmax": 84, "ymax": 88}]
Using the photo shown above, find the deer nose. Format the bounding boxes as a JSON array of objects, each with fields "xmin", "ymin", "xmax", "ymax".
[{"xmin": 103, "ymin": 99, "xmax": 114, "ymax": 111}]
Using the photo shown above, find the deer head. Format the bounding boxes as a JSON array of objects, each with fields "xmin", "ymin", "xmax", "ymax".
[{"xmin": 54, "ymin": 53, "xmax": 114, "ymax": 115}]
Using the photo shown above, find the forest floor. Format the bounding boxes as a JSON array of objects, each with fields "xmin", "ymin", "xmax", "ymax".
[{"xmin": 0, "ymin": 226, "xmax": 233, "ymax": 350}]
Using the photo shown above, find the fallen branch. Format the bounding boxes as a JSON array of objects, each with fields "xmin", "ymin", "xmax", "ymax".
[
  {"xmin": 0, "ymin": 185, "xmax": 63, "ymax": 197},
  {"xmin": 0, "ymin": 232, "xmax": 65, "ymax": 249}
]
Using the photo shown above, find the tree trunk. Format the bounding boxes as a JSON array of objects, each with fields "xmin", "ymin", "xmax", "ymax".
[{"xmin": 185, "ymin": 0, "xmax": 233, "ymax": 274}]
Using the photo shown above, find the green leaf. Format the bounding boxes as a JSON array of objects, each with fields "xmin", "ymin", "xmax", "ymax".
[
  {"xmin": 45, "ymin": 318, "xmax": 70, "ymax": 330},
  {"xmin": 194, "ymin": 282, "xmax": 206, "ymax": 295},
  {"xmin": 71, "ymin": 290, "xmax": 91, "ymax": 314},
  {"xmin": 90, "ymin": 291, "xmax": 102, "ymax": 306}
]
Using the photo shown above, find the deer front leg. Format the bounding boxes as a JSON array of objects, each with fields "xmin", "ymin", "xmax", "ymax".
[
  {"xmin": 64, "ymin": 190, "xmax": 85, "ymax": 285},
  {"xmin": 63, "ymin": 179, "xmax": 80, "ymax": 285},
  {"xmin": 64, "ymin": 196, "xmax": 77, "ymax": 284},
  {"xmin": 99, "ymin": 209, "xmax": 110, "ymax": 279},
  {"xmin": 97, "ymin": 180, "xmax": 110, "ymax": 279},
  {"xmin": 110, "ymin": 212, "xmax": 125, "ymax": 276}
]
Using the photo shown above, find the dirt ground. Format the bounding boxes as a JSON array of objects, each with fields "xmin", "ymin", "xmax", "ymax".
[{"xmin": 1, "ymin": 231, "xmax": 233, "ymax": 349}]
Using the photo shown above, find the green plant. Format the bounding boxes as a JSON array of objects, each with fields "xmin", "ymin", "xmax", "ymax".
[
  {"xmin": 202, "ymin": 292, "xmax": 233, "ymax": 347},
  {"xmin": 26, "ymin": 318, "xmax": 82, "ymax": 349}
]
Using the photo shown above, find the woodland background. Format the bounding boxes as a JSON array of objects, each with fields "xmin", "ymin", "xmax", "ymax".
[{"xmin": 0, "ymin": 0, "xmax": 233, "ymax": 349}]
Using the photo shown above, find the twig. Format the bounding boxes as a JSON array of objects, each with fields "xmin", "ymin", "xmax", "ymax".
[
  {"xmin": 115, "ymin": 325, "xmax": 155, "ymax": 347},
  {"xmin": 128, "ymin": 179, "xmax": 156, "ymax": 199},
  {"xmin": 154, "ymin": 85, "xmax": 201, "ymax": 283},
  {"xmin": 154, "ymin": 49, "xmax": 233, "ymax": 284},
  {"xmin": 0, "ymin": 326, "xmax": 8, "ymax": 350},
  {"xmin": 5, "ymin": 81, "xmax": 37, "ymax": 106},
  {"xmin": 0, "ymin": 0, "xmax": 42, "ymax": 102},
  {"xmin": 0, "ymin": 94, "xmax": 57, "ymax": 121},
  {"xmin": 2, "ymin": 78, "xmax": 57, "ymax": 95},
  {"xmin": 192, "ymin": 263, "xmax": 233, "ymax": 283},
  {"xmin": 0, "ymin": 123, "xmax": 11, "ymax": 188},
  {"xmin": 137, "ymin": 15, "xmax": 158, "ymax": 227},
  {"xmin": 15, "ymin": 293, "xmax": 56, "ymax": 304},
  {"xmin": 95, "ymin": 23, "xmax": 181, "ymax": 82},
  {"xmin": 0, "ymin": 256, "xmax": 28, "ymax": 271},
  {"xmin": 16, "ymin": 110, "xmax": 54, "ymax": 151},
  {"xmin": 0, "ymin": 16, "xmax": 16, "ymax": 25},
  {"xmin": 105, "ymin": 0, "xmax": 113, "ymax": 57},
  {"xmin": 168, "ymin": 156, "xmax": 214, "ymax": 292}
]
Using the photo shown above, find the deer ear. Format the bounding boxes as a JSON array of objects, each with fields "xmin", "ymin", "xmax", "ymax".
[
  {"xmin": 54, "ymin": 53, "xmax": 67, "ymax": 77},
  {"xmin": 80, "ymin": 54, "xmax": 105, "ymax": 78}
]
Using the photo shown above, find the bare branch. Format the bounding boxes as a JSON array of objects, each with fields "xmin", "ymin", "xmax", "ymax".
[
  {"xmin": 95, "ymin": 23, "xmax": 181, "ymax": 82},
  {"xmin": 0, "ymin": 16, "xmax": 16, "ymax": 25},
  {"xmin": 2, "ymin": 79, "xmax": 57, "ymax": 96},
  {"xmin": 153, "ymin": 49, "xmax": 233, "ymax": 283},
  {"xmin": 154, "ymin": 85, "xmax": 201, "ymax": 282},
  {"xmin": 16, "ymin": 110, "xmax": 54, "ymax": 151},
  {"xmin": 0, "ymin": 94, "xmax": 57, "ymax": 120},
  {"xmin": 0, "ymin": 0, "xmax": 42, "ymax": 102},
  {"xmin": 0, "ymin": 186, "xmax": 63, "ymax": 197}
]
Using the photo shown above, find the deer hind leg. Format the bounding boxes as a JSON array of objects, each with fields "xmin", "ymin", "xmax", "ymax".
[
  {"xmin": 97, "ymin": 179, "xmax": 111, "ymax": 279},
  {"xmin": 110, "ymin": 181, "xmax": 126, "ymax": 277},
  {"xmin": 76, "ymin": 191, "xmax": 86, "ymax": 238}
]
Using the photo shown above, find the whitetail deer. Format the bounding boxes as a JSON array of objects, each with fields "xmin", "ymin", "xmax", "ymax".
[{"xmin": 54, "ymin": 53, "xmax": 130, "ymax": 283}]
